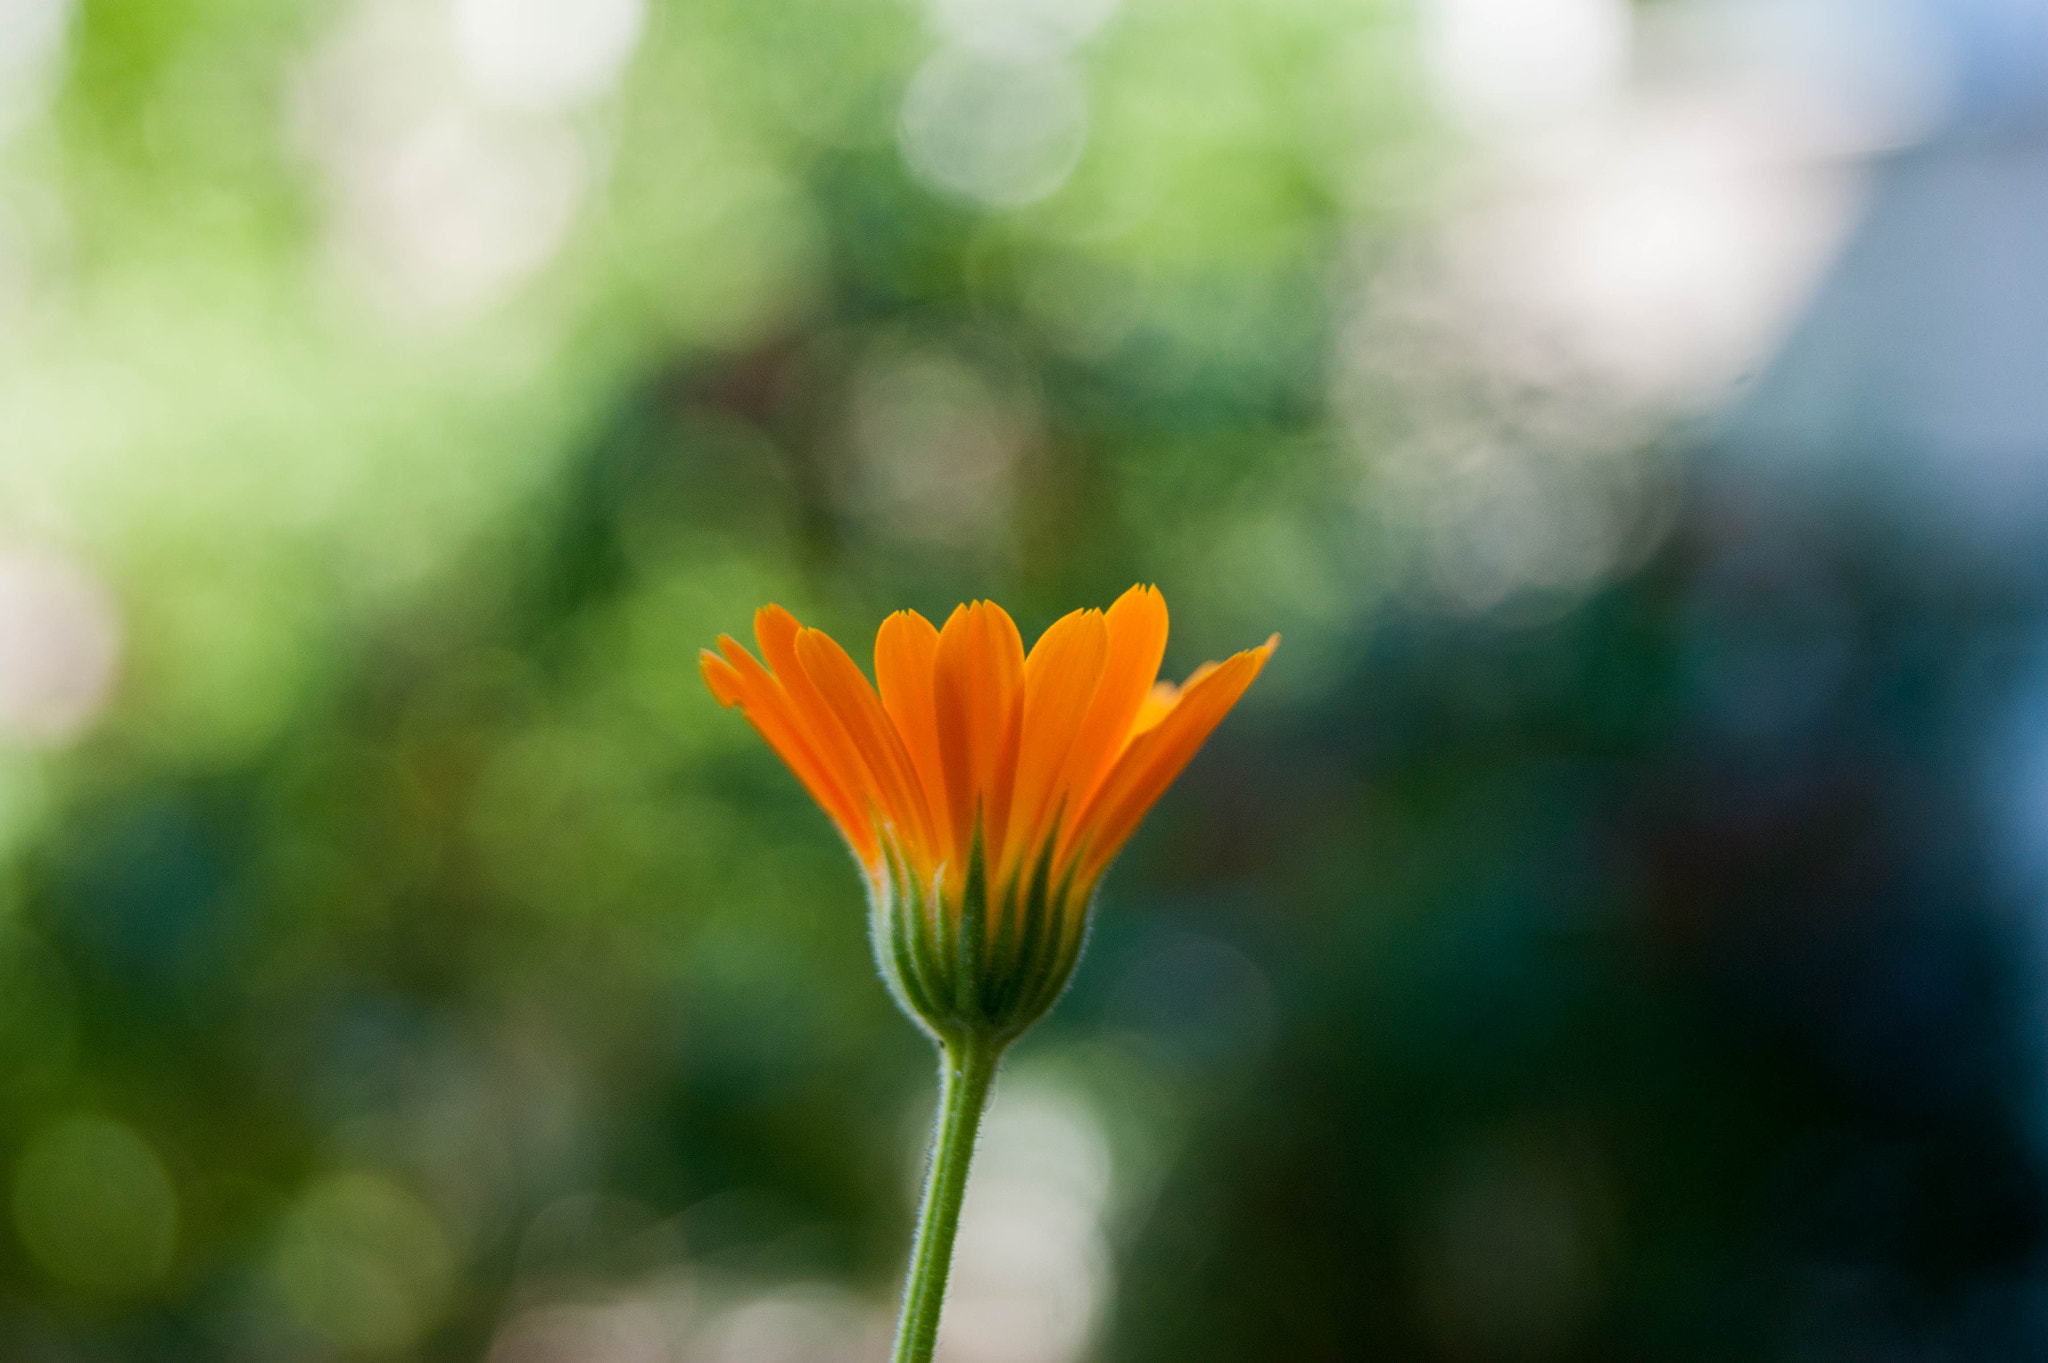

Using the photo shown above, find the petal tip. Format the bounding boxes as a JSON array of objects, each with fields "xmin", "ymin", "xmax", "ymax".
[{"xmin": 700, "ymin": 650, "xmax": 745, "ymax": 707}]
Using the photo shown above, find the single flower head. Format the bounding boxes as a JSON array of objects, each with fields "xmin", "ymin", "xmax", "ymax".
[{"xmin": 702, "ymin": 586, "xmax": 1275, "ymax": 1044}]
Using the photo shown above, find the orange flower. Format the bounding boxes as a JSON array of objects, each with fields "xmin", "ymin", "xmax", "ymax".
[{"xmin": 702, "ymin": 586, "xmax": 1274, "ymax": 1040}]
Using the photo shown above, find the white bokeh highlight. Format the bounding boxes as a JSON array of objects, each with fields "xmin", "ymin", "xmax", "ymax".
[
  {"xmin": 0, "ymin": 549, "xmax": 120, "ymax": 748},
  {"xmin": 899, "ymin": 49, "xmax": 1089, "ymax": 209},
  {"xmin": 1424, "ymin": 0, "xmax": 1631, "ymax": 128},
  {"xmin": 451, "ymin": 0, "xmax": 646, "ymax": 113},
  {"xmin": 295, "ymin": 0, "xmax": 643, "ymax": 323},
  {"xmin": 1333, "ymin": 0, "xmax": 1896, "ymax": 616},
  {"xmin": 0, "ymin": 0, "xmax": 73, "ymax": 137},
  {"xmin": 934, "ymin": 1081, "xmax": 1113, "ymax": 1363}
]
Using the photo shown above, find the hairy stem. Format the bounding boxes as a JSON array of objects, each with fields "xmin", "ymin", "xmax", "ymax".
[{"xmin": 892, "ymin": 1032, "xmax": 1002, "ymax": 1363}]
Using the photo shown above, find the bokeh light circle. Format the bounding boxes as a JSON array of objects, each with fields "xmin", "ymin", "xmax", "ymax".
[{"xmin": 899, "ymin": 48, "xmax": 1089, "ymax": 208}]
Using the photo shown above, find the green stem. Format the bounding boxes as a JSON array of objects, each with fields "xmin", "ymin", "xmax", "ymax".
[{"xmin": 892, "ymin": 1031, "xmax": 1002, "ymax": 1363}]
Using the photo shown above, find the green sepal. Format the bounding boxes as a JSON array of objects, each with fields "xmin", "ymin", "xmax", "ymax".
[{"xmin": 866, "ymin": 809, "xmax": 1099, "ymax": 1046}]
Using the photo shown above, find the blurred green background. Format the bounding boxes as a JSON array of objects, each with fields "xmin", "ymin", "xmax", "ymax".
[{"xmin": 4, "ymin": 0, "xmax": 2048, "ymax": 1358}]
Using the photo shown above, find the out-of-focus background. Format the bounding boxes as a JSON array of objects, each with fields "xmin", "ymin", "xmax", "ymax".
[{"xmin": 1, "ymin": 0, "xmax": 2045, "ymax": 1357}]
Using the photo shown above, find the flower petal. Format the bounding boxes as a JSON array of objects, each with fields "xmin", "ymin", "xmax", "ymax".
[
  {"xmin": 796, "ymin": 625, "xmax": 937, "ymax": 862},
  {"xmin": 1052, "ymin": 584, "xmax": 1168, "ymax": 863},
  {"xmin": 1003, "ymin": 607, "xmax": 1109, "ymax": 885},
  {"xmin": 754, "ymin": 605, "xmax": 893, "ymax": 852},
  {"xmin": 1128, "ymin": 680, "xmax": 1179, "ymax": 739},
  {"xmin": 933, "ymin": 601, "xmax": 1025, "ymax": 878},
  {"xmin": 701, "ymin": 639, "xmax": 877, "ymax": 863},
  {"xmin": 876, "ymin": 609, "xmax": 948, "ymax": 856},
  {"xmin": 1073, "ymin": 636, "xmax": 1275, "ymax": 882}
]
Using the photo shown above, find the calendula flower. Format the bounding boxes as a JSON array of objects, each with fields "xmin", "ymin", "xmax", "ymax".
[{"xmin": 701, "ymin": 585, "xmax": 1273, "ymax": 1363}]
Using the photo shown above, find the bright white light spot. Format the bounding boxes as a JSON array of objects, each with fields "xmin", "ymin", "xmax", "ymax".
[
  {"xmin": 936, "ymin": 1082, "xmax": 1112, "ymax": 1363},
  {"xmin": 1334, "ymin": 37, "xmax": 1871, "ymax": 616},
  {"xmin": 451, "ymin": 0, "xmax": 646, "ymax": 112},
  {"xmin": 1649, "ymin": 0, "xmax": 1957, "ymax": 153},
  {"xmin": 0, "ymin": 549, "xmax": 119, "ymax": 748},
  {"xmin": 0, "ymin": 0, "xmax": 68, "ymax": 76},
  {"xmin": 1333, "ymin": 235, "xmax": 1682, "ymax": 617},
  {"xmin": 0, "ymin": 0, "xmax": 73, "ymax": 134},
  {"xmin": 973, "ymin": 1084, "xmax": 1113, "ymax": 1213},
  {"xmin": 372, "ymin": 109, "xmax": 587, "ymax": 312},
  {"xmin": 296, "ymin": 0, "xmax": 598, "ymax": 323},
  {"xmin": 1425, "ymin": 0, "xmax": 1631, "ymax": 127},
  {"xmin": 1435, "ymin": 108, "xmax": 1865, "ymax": 402},
  {"xmin": 930, "ymin": 0, "xmax": 1119, "ymax": 58},
  {"xmin": 900, "ymin": 48, "xmax": 1088, "ymax": 208}
]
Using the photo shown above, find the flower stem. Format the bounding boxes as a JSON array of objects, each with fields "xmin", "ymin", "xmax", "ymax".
[{"xmin": 892, "ymin": 1031, "xmax": 1002, "ymax": 1363}]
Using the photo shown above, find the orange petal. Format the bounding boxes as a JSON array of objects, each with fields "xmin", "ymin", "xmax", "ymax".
[
  {"xmin": 1128, "ymin": 680, "xmax": 1179, "ymax": 739},
  {"xmin": 1002, "ymin": 608, "xmax": 1109, "ymax": 884},
  {"xmin": 754, "ymin": 605, "xmax": 891, "ymax": 848},
  {"xmin": 701, "ymin": 648, "xmax": 746, "ymax": 708},
  {"xmin": 1128, "ymin": 659, "xmax": 1225, "ymax": 739},
  {"xmin": 876, "ymin": 610, "xmax": 948, "ymax": 856},
  {"xmin": 1073, "ymin": 638, "xmax": 1274, "ymax": 883},
  {"xmin": 933, "ymin": 601, "xmax": 1025, "ymax": 878},
  {"xmin": 1052, "ymin": 584, "xmax": 1168, "ymax": 863},
  {"xmin": 702, "ymin": 639, "xmax": 877, "ymax": 863},
  {"xmin": 796, "ymin": 626, "xmax": 937, "ymax": 864}
]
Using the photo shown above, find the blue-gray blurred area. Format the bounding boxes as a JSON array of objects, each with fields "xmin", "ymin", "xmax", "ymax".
[{"xmin": 0, "ymin": 0, "xmax": 2046, "ymax": 1359}]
